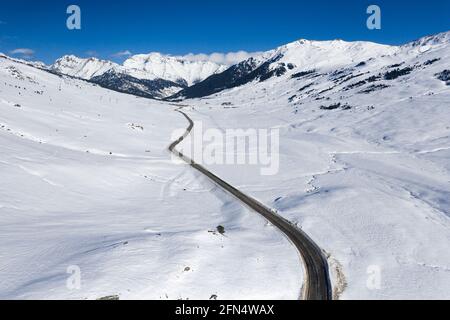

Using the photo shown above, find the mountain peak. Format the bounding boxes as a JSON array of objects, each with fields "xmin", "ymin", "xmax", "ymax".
[
  {"xmin": 51, "ymin": 55, "xmax": 119, "ymax": 79},
  {"xmin": 51, "ymin": 52, "xmax": 227, "ymax": 86},
  {"xmin": 123, "ymin": 53, "xmax": 227, "ymax": 86},
  {"xmin": 406, "ymin": 31, "xmax": 450, "ymax": 48}
]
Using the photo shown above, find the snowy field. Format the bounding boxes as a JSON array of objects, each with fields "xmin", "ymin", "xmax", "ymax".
[
  {"xmin": 0, "ymin": 57, "xmax": 301, "ymax": 300},
  {"xmin": 1, "ymin": 31, "xmax": 449, "ymax": 300},
  {"xmin": 180, "ymin": 34, "xmax": 450, "ymax": 299}
]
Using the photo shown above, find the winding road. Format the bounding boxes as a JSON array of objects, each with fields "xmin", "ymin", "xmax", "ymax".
[{"xmin": 169, "ymin": 107, "xmax": 332, "ymax": 300}]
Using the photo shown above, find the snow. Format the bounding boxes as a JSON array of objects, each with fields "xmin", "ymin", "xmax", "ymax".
[
  {"xmin": 274, "ymin": 39, "xmax": 399, "ymax": 72},
  {"xmin": 0, "ymin": 56, "xmax": 301, "ymax": 300},
  {"xmin": 51, "ymin": 53, "xmax": 227, "ymax": 87},
  {"xmin": 123, "ymin": 52, "xmax": 227, "ymax": 86},
  {"xmin": 176, "ymin": 32, "xmax": 450, "ymax": 299},
  {"xmin": 51, "ymin": 55, "xmax": 120, "ymax": 80},
  {"xmin": 1, "ymin": 31, "xmax": 450, "ymax": 300}
]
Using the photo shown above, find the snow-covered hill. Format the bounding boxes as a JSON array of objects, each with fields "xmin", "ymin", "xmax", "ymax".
[
  {"xmin": 50, "ymin": 53, "xmax": 227, "ymax": 98},
  {"xmin": 52, "ymin": 53, "xmax": 226, "ymax": 85},
  {"xmin": 89, "ymin": 70, "xmax": 186, "ymax": 99},
  {"xmin": 174, "ymin": 31, "xmax": 450, "ymax": 299},
  {"xmin": 171, "ymin": 33, "xmax": 450, "ymax": 100},
  {"xmin": 0, "ymin": 53, "xmax": 300, "ymax": 300},
  {"xmin": 1, "ymin": 31, "xmax": 450, "ymax": 300},
  {"xmin": 123, "ymin": 52, "xmax": 227, "ymax": 86},
  {"xmin": 51, "ymin": 55, "xmax": 119, "ymax": 79}
]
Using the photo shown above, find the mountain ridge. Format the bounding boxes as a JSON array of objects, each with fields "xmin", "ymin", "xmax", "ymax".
[
  {"xmin": 51, "ymin": 53, "xmax": 227, "ymax": 86},
  {"xmin": 23, "ymin": 30, "xmax": 450, "ymax": 100},
  {"xmin": 169, "ymin": 32, "xmax": 449, "ymax": 100}
]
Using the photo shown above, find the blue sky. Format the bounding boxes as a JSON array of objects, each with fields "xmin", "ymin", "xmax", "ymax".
[{"xmin": 0, "ymin": 0, "xmax": 449, "ymax": 64}]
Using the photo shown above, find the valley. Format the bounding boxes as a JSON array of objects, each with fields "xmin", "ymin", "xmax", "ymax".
[{"xmin": 1, "ymin": 31, "xmax": 449, "ymax": 300}]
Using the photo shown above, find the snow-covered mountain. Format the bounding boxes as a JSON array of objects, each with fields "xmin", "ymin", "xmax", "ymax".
[
  {"xmin": 89, "ymin": 70, "xmax": 186, "ymax": 99},
  {"xmin": 51, "ymin": 55, "xmax": 119, "ymax": 79},
  {"xmin": 174, "ymin": 31, "xmax": 450, "ymax": 299},
  {"xmin": 51, "ymin": 53, "xmax": 226, "ymax": 85},
  {"xmin": 0, "ymin": 50, "xmax": 300, "ymax": 300},
  {"xmin": 50, "ymin": 53, "xmax": 227, "ymax": 98},
  {"xmin": 1, "ymin": 31, "xmax": 450, "ymax": 300},
  {"xmin": 123, "ymin": 52, "xmax": 227, "ymax": 86},
  {"xmin": 0, "ymin": 52, "xmax": 48, "ymax": 69},
  {"xmin": 170, "ymin": 38, "xmax": 401, "ymax": 99},
  {"xmin": 170, "ymin": 33, "xmax": 450, "ymax": 100}
]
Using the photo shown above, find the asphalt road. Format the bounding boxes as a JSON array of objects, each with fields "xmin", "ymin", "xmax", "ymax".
[{"xmin": 169, "ymin": 108, "xmax": 332, "ymax": 300}]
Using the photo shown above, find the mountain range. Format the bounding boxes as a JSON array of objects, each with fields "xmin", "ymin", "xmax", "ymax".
[
  {"xmin": 46, "ymin": 31, "xmax": 449, "ymax": 101},
  {"xmin": 50, "ymin": 53, "xmax": 227, "ymax": 98},
  {"xmin": 1, "ymin": 30, "xmax": 449, "ymax": 300}
]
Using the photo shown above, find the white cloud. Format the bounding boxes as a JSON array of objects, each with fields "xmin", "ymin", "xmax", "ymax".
[
  {"xmin": 10, "ymin": 48, "xmax": 35, "ymax": 58},
  {"xmin": 0, "ymin": 21, "xmax": 6, "ymax": 25},
  {"xmin": 85, "ymin": 50, "xmax": 98, "ymax": 57},
  {"xmin": 180, "ymin": 51, "xmax": 262, "ymax": 65},
  {"xmin": 112, "ymin": 50, "xmax": 132, "ymax": 58}
]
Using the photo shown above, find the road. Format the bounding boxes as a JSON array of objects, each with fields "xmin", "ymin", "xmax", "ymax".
[{"xmin": 169, "ymin": 108, "xmax": 333, "ymax": 300}]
